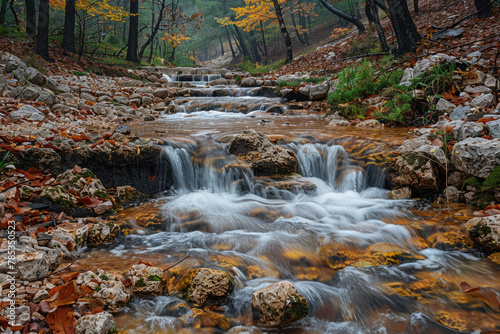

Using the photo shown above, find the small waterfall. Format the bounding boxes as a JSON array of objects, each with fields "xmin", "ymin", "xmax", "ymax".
[
  {"xmin": 161, "ymin": 143, "xmax": 254, "ymax": 194},
  {"xmin": 289, "ymin": 143, "xmax": 386, "ymax": 192}
]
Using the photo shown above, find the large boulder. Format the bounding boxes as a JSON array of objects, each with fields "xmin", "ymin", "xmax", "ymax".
[
  {"xmin": 463, "ymin": 215, "xmax": 500, "ymax": 253},
  {"xmin": 452, "ymin": 138, "xmax": 500, "ymax": 178},
  {"xmin": 179, "ymin": 268, "xmax": 233, "ymax": 307},
  {"xmin": 227, "ymin": 130, "xmax": 297, "ymax": 176},
  {"xmin": 252, "ymin": 281, "xmax": 308, "ymax": 327}
]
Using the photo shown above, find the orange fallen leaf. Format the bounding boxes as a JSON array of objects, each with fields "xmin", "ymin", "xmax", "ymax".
[
  {"xmin": 460, "ymin": 281, "xmax": 480, "ymax": 293},
  {"xmin": 46, "ymin": 305, "xmax": 75, "ymax": 334}
]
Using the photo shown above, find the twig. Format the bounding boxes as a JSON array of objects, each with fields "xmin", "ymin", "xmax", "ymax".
[
  {"xmin": 163, "ymin": 254, "xmax": 190, "ymax": 272},
  {"xmin": 0, "ymin": 179, "xmax": 30, "ymax": 193},
  {"xmin": 48, "ymin": 259, "xmax": 79, "ymax": 276}
]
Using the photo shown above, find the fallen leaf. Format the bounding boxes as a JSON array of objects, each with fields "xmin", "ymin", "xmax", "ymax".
[
  {"xmin": 59, "ymin": 272, "xmax": 80, "ymax": 283},
  {"xmin": 138, "ymin": 260, "xmax": 154, "ymax": 267},
  {"xmin": 46, "ymin": 305, "xmax": 75, "ymax": 334},
  {"xmin": 460, "ymin": 281, "xmax": 480, "ymax": 293},
  {"xmin": 49, "ymin": 281, "xmax": 80, "ymax": 308}
]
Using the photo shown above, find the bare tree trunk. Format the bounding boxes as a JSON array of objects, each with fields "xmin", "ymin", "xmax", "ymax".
[
  {"xmin": 413, "ymin": 0, "xmax": 419, "ymax": 14},
  {"xmin": 386, "ymin": 0, "xmax": 420, "ymax": 55},
  {"xmin": 259, "ymin": 20, "xmax": 268, "ymax": 59},
  {"xmin": 233, "ymin": 24, "xmax": 250, "ymax": 59},
  {"xmin": 8, "ymin": 0, "xmax": 19, "ymax": 28},
  {"xmin": 36, "ymin": 0, "xmax": 50, "ymax": 60},
  {"xmin": 271, "ymin": 0, "xmax": 293, "ymax": 62},
  {"xmin": 126, "ymin": 0, "xmax": 139, "ymax": 62},
  {"xmin": 0, "ymin": 0, "xmax": 8, "ymax": 25},
  {"xmin": 219, "ymin": 36, "xmax": 224, "ymax": 55},
  {"xmin": 370, "ymin": 0, "xmax": 388, "ymax": 52},
  {"xmin": 291, "ymin": 11, "xmax": 308, "ymax": 45},
  {"xmin": 225, "ymin": 25, "xmax": 235, "ymax": 57},
  {"xmin": 63, "ymin": 0, "xmax": 76, "ymax": 53},
  {"xmin": 474, "ymin": 0, "xmax": 492, "ymax": 18},
  {"xmin": 25, "ymin": 0, "xmax": 36, "ymax": 41}
]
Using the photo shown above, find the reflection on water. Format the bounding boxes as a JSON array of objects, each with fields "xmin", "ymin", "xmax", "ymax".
[{"xmin": 80, "ymin": 114, "xmax": 499, "ymax": 333}]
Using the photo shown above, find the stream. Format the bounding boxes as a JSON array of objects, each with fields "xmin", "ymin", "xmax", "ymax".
[{"xmin": 79, "ymin": 77, "xmax": 500, "ymax": 333}]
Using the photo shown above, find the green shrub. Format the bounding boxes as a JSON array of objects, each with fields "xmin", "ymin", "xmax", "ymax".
[{"xmin": 73, "ymin": 71, "xmax": 88, "ymax": 76}]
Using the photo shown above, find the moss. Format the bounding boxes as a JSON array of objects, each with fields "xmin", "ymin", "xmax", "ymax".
[
  {"xmin": 106, "ymin": 327, "xmax": 118, "ymax": 334},
  {"xmin": 93, "ymin": 190, "xmax": 110, "ymax": 200},
  {"xmin": 41, "ymin": 186, "xmax": 73, "ymax": 207},
  {"xmin": 482, "ymin": 166, "xmax": 500, "ymax": 190},
  {"xmin": 404, "ymin": 154, "xmax": 427, "ymax": 170},
  {"xmin": 95, "ymin": 285, "xmax": 101, "ymax": 292},
  {"xmin": 147, "ymin": 275, "xmax": 162, "ymax": 281},
  {"xmin": 282, "ymin": 294, "xmax": 308, "ymax": 321},
  {"xmin": 476, "ymin": 194, "xmax": 495, "ymax": 210},
  {"xmin": 70, "ymin": 170, "xmax": 96, "ymax": 183},
  {"xmin": 479, "ymin": 224, "xmax": 492, "ymax": 235},
  {"xmin": 136, "ymin": 277, "xmax": 146, "ymax": 287},
  {"xmin": 100, "ymin": 274, "xmax": 109, "ymax": 281},
  {"xmin": 463, "ymin": 176, "xmax": 483, "ymax": 190}
]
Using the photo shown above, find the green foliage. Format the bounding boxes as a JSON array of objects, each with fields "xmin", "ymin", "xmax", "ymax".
[
  {"xmin": 481, "ymin": 166, "xmax": 500, "ymax": 191},
  {"xmin": 235, "ymin": 75, "xmax": 242, "ymax": 85},
  {"xmin": 0, "ymin": 26, "xmax": 26, "ymax": 40},
  {"xmin": 73, "ymin": 71, "xmax": 88, "ymax": 76},
  {"xmin": 100, "ymin": 274, "xmax": 109, "ymax": 281},
  {"xmin": 0, "ymin": 152, "xmax": 14, "ymax": 172},
  {"xmin": 462, "ymin": 167, "xmax": 500, "ymax": 209},
  {"xmin": 147, "ymin": 275, "xmax": 162, "ymax": 281},
  {"xmin": 344, "ymin": 35, "xmax": 381, "ymax": 57},
  {"xmin": 22, "ymin": 55, "xmax": 47, "ymax": 74},
  {"xmin": 136, "ymin": 277, "xmax": 146, "ymax": 287}
]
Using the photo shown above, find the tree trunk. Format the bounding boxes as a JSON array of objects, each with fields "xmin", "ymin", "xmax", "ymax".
[
  {"xmin": 386, "ymin": 0, "xmax": 420, "ymax": 55},
  {"xmin": 365, "ymin": 0, "xmax": 376, "ymax": 24},
  {"xmin": 126, "ymin": 0, "xmax": 139, "ymax": 62},
  {"xmin": 271, "ymin": 0, "xmax": 293, "ymax": 62},
  {"xmin": 259, "ymin": 20, "xmax": 268, "ymax": 59},
  {"xmin": 25, "ymin": 0, "xmax": 36, "ymax": 40},
  {"xmin": 63, "ymin": 0, "xmax": 76, "ymax": 53},
  {"xmin": 219, "ymin": 36, "xmax": 224, "ymax": 55},
  {"xmin": 0, "ymin": 0, "xmax": 8, "ymax": 25},
  {"xmin": 299, "ymin": 11, "xmax": 309, "ymax": 45},
  {"xmin": 9, "ymin": 0, "xmax": 19, "ymax": 28},
  {"xmin": 318, "ymin": 0, "xmax": 365, "ymax": 35},
  {"xmin": 474, "ymin": 0, "xmax": 492, "ymax": 18},
  {"xmin": 225, "ymin": 25, "xmax": 235, "ymax": 57},
  {"xmin": 36, "ymin": 0, "xmax": 50, "ymax": 60},
  {"xmin": 138, "ymin": 0, "xmax": 165, "ymax": 61},
  {"xmin": 413, "ymin": 0, "xmax": 419, "ymax": 14},
  {"xmin": 249, "ymin": 29, "xmax": 261, "ymax": 63},
  {"xmin": 233, "ymin": 24, "xmax": 250, "ymax": 59},
  {"xmin": 291, "ymin": 12, "xmax": 307, "ymax": 45},
  {"xmin": 370, "ymin": 0, "xmax": 388, "ymax": 52}
]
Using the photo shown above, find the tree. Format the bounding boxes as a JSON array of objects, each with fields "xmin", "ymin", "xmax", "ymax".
[
  {"xmin": 318, "ymin": 0, "xmax": 365, "ymax": 35},
  {"xmin": 0, "ymin": 0, "xmax": 7, "ymax": 25},
  {"xmin": 37, "ymin": 0, "xmax": 51, "ymax": 60},
  {"xmin": 386, "ymin": 0, "xmax": 420, "ymax": 55},
  {"xmin": 271, "ymin": 0, "xmax": 293, "ymax": 62},
  {"xmin": 368, "ymin": 0, "xmax": 387, "ymax": 52},
  {"xmin": 63, "ymin": 0, "xmax": 76, "ymax": 53},
  {"xmin": 474, "ymin": 0, "xmax": 492, "ymax": 18},
  {"xmin": 126, "ymin": 0, "xmax": 139, "ymax": 62},
  {"xmin": 26, "ymin": 0, "xmax": 36, "ymax": 40}
]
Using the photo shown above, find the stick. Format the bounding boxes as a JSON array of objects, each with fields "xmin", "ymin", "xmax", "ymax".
[{"xmin": 163, "ymin": 254, "xmax": 190, "ymax": 272}]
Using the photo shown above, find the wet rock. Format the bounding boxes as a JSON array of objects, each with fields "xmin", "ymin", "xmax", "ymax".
[
  {"xmin": 452, "ymin": 138, "xmax": 500, "ymax": 178},
  {"xmin": 75, "ymin": 311, "xmax": 115, "ymax": 334},
  {"xmin": 443, "ymin": 186, "xmax": 462, "ymax": 203},
  {"xmin": 388, "ymin": 187, "xmax": 412, "ymax": 199},
  {"xmin": 180, "ymin": 268, "xmax": 233, "ymax": 307},
  {"xmin": 328, "ymin": 118, "xmax": 351, "ymax": 127},
  {"xmin": 10, "ymin": 105, "xmax": 46, "ymax": 121},
  {"xmin": 355, "ymin": 119, "xmax": 384, "ymax": 129},
  {"xmin": 228, "ymin": 130, "xmax": 297, "ymax": 176},
  {"xmin": 153, "ymin": 88, "xmax": 170, "ymax": 99},
  {"xmin": 0, "ymin": 246, "xmax": 50, "ymax": 281},
  {"xmin": 388, "ymin": 155, "xmax": 441, "ymax": 193},
  {"xmin": 180, "ymin": 308, "xmax": 231, "ymax": 331},
  {"xmin": 39, "ymin": 185, "xmax": 78, "ymax": 207},
  {"xmin": 241, "ymin": 77, "xmax": 256, "ymax": 87},
  {"xmin": 252, "ymin": 281, "xmax": 308, "ymax": 327},
  {"xmin": 116, "ymin": 185, "xmax": 149, "ymax": 206},
  {"xmin": 469, "ymin": 93, "xmax": 494, "ymax": 108},
  {"xmin": 93, "ymin": 200, "xmax": 113, "ymax": 215},
  {"xmin": 227, "ymin": 326, "xmax": 263, "ymax": 334},
  {"xmin": 85, "ymin": 269, "xmax": 131, "ymax": 312},
  {"xmin": 308, "ymin": 83, "xmax": 328, "ymax": 100},
  {"xmin": 87, "ymin": 221, "xmax": 119, "ymax": 246},
  {"xmin": 127, "ymin": 263, "xmax": 166, "ymax": 295},
  {"xmin": 254, "ymin": 175, "xmax": 317, "ymax": 197},
  {"xmin": 435, "ymin": 98, "xmax": 456, "ymax": 113},
  {"xmin": 463, "ymin": 214, "xmax": 500, "ymax": 253}
]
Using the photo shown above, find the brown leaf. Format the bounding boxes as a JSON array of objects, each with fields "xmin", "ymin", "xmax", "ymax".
[
  {"xmin": 460, "ymin": 281, "xmax": 480, "ymax": 293},
  {"xmin": 60, "ymin": 272, "xmax": 80, "ymax": 284},
  {"xmin": 138, "ymin": 260, "xmax": 154, "ymax": 267},
  {"xmin": 49, "ymin": 281, "xmax": 80, "ymax": 308},
  {"xmin": 91, "ymin": 307, "xmax": 105, "ymax": 315},
  {"xmin": 72, "ymin": 166, "xmax": 83, "ymax": 174},
  {"xmin": 77, "ymin": 196, "xmax": 103, "ymax": 208},
  {"xmin": 46, "ymin": 305, "xmax": 75, "ymax": 334}
]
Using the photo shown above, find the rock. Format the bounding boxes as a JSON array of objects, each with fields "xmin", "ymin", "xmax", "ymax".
[
  {"xmin": 75, "ymin": 312, "xmax": 115, "ymax": 334},
  {"xmin": 463, "ymin": 215, "xmax": 500, "ymax": 253},
  {"xmin": 113, "ymin": 125, "xmax": 131, "ymax": 135},
  {"xmin": 252, "ymin": 281, "xmax": 308, "ymax": 326},
  {"xmin": 308, "ymin": 83, "xmax": 328, "ymax": 100},
  {"xmin": 328, "ymin": 119, "xmax": 351, "ymax": 127},
  {"xmin": 227, "ymin": 130, "xmax": 297, "ymax": 176},
  {"xmin": 469, "ymin": 93, "xmax": 494, "ymax": 108},
  {"xmin": 388, "ymin": 187, "xmax": 412, "ymax": 199},
  {"xmin": 93, "ymin": 200, "xmax": 113, "ymax": 215},
  {"xmin": 398, "ymin": 137, "xmax": 430, "ymax": 155},
  {"xmin": 486, "ymin": 119, "xmax": 500, "ymax": 138},
  {"xmin": 452, "ymin": 138, "xmax": 500, "ymax": 178},
  {"xmin": 87, "ymin": 222, "xmax": 119, "ymax": 246},
  {"xmin": 463, "ymin": 70, "xmax": 486, "ymax": 86},
  {"xmin": 2, "ymin": 305, "xmax": 30, "ymax": 326},
  {"xmin": 434, "ymin": 28, "xmax": 464, "ymax": 39},
  {"xmin": 180, "ymin": 268, "xmax": 232, "ymax": 307},
  {"xmin": 114, "ymin": 96, "xmax": 129, "ymax": 105},
  {"xmin": 355, "ymin": 119, "xmax": 384, "ymax": 129},
  {"xmin": 17, "ymin": 86, "xmax": 42, "ymax": 100},
  {"xmin": 400, "ymin": 68, "xmax": 415, "ymax": 86},
  {"xmin": 227, "ymin": 327, "xmax": 263, "ymax": 334},
  {"xmin": 39, "ymin": 185, "xmax": 78, "ymax": 207},
  {"xmin": 153, "ymin": 88, "xmax": 170, "ymax": 99},
  {"xmin": 0, "ymin": 247, "xmax": 50, "ymax": 281},
  {"xmin": 449, "ymin": 106, "xmax": 469, "ymax": 120},
  {"xmin": 454, "ymin": 122, "xmax": 484, "ymax": 141},
  {"xmin": 10, "ymin": 105, "xmax": 46, "ymax": 121},
  {"xmin": 484, "ymin": 74, "xmax": 499, "ymax": 90},
  {"xmin": 80, "ymin": 92, "xmax": 96, "ymax": 102},
  {"xmin": 388, "ymin": 155, "xmax": 441, "ymax": 192},
  {"xmin": 443, "ymin": 186, "xmax": 462, "ymax": 202},
  {"xmin": 36, "ymin": 91, "xmax": 57, "ymax": 106},
  {"xmin": 435, "ymin": 98, "xmax": 456, "ymax": 113},
  {"xmin": 116, "ymin": 185, "xmax": 149, "ymax": 205},
  {"xmin": 241, "ymin": 77, "xmax": 256, "ymax": 87},
  {"xmin": 127, "ymin": 263, "xmax": 166, "ymax": 295},
  {"xmin": 92, "ymin": 276, "xmax": 130, "ymax": 313},
  {"xmin": 464, "ymin": 85, "xmax": 492, "ymax": 94},
  {"xmin": 33, "ymin": 289, "xmax": 50, "ymax": 303},
  {"xmin": 447, "ymin": 171, "xmax": 470, "ymax": 187}
]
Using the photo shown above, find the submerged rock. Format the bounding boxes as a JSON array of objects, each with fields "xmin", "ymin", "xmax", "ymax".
[
  {"xmin": 463, "ymin": 215, "xmax": 500, "ymax": 253},
  {"xmin": 388, "ymin": 187, "xmax": 412, "ymax": 199},
  {"xmin": 252, "ymin": 281, "xmax": 308, "ymax": 327}
]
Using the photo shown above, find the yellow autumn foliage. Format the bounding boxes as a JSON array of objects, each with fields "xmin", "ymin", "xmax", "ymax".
[{"xmin": 50, "ymin": 0, "xmax": 128, "ymax": 21}]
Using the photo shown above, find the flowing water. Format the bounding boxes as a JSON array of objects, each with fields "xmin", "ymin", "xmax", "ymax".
[{"xmin": 79, "ymin": 80, "xmax": 500, "ymax": 333}]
